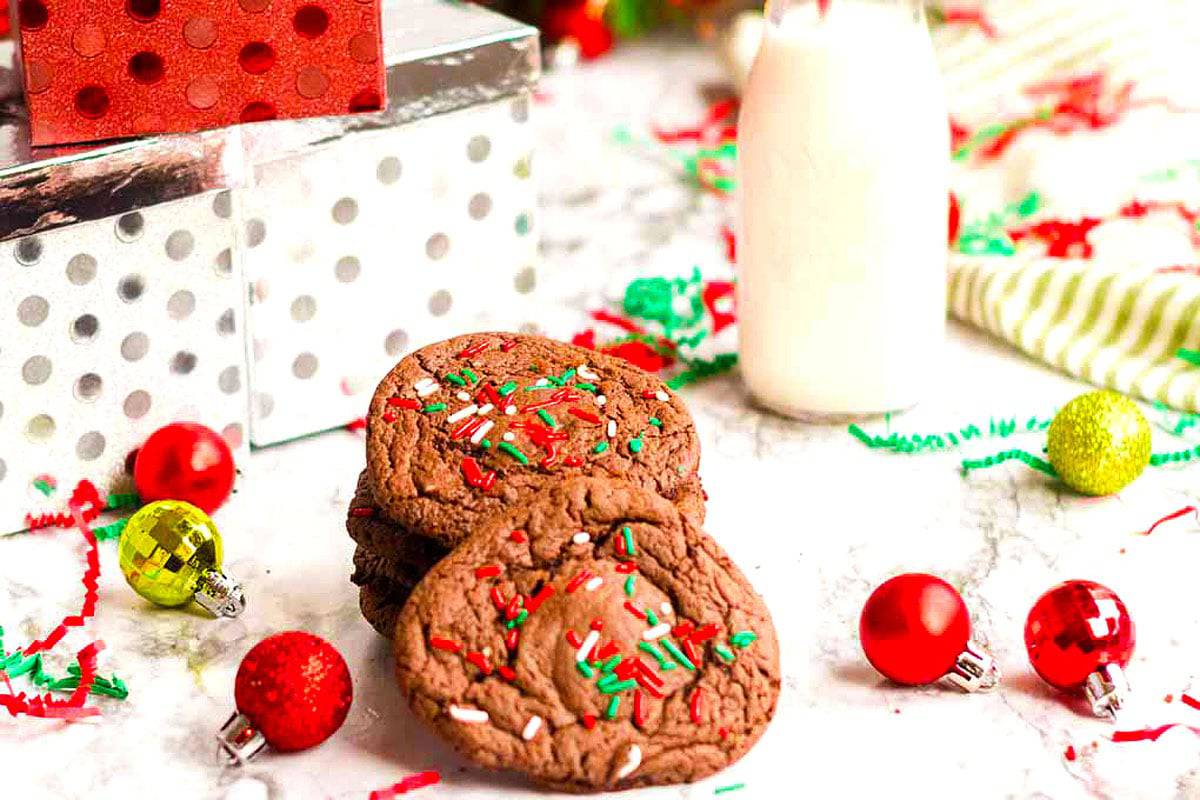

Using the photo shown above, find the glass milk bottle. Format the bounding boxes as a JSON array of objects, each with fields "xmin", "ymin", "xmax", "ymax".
[{"xmin": 736, "ymin": 0, "xmax": 949, "ymax": 419}]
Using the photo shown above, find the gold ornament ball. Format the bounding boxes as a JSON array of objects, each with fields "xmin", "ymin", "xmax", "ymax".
[
  {"xmin": 1046, "ymin": 390, "xmax": 1151, "ymax": 496},
  {"xmin": 118, "ymin": 500, "xmax": 224, "ymax": 607}
]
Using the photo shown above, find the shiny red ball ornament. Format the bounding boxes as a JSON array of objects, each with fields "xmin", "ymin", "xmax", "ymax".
[
  {"xmin": 1025, "ymin": 580, "xmax": 1134, "ymax": 717},
  {"xmin": 860, "ymin": 573, "xmax": 998, "ymax": 691},
  {"xmin": 218, "ymin": 632, "xmax": 353, "ymax": 763},
  {"xmin": 134, "ymin": 423, "xmax": 235, "ymax": 513}
]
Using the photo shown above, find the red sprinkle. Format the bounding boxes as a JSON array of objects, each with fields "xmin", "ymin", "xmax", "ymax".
[
  {"xmin": 563, "ymin": 456, "xmax": 584, "ymax": 467},
  {"xmin": 461, "ymin": 457, "xmax": 497, "ymax": 492},
  {"xmin": 520, "ymin": 388, "xmax": 582, "ymax": 414},
  {"xmin": 682, "ymin": 640, "xmax": 701, "ymax": 667},
  {"xmin": 465, "ymin": 651, "xmax": 493, "ymax": 675},
  {"xmin": 689, "ymin": 688, "xmax": 704, "ymax": 725},
  {"xmin": 489, "ymin": 586, "xmax": 507, "ymax": 610},
  {"xmin": 368, "ymin": 770, "xmax": 441, "ymax": 800},
  {"xmin": 345, "ymin": 417, "xmax": 368, "ymax": 432},
  {"xmin": 589, "ymin": 618, "xmax": 605, "ymax": 631},
  {"xmin": 475, "ymin": 564, "xmax": 503, "ymax": 580},
  {"xmin": 458, "ymin": 339, "xmax": 492, "ymax": 358},
  {"xmin": 596, "ymin": 641, "xmax": 619, "ymax": 661},
  {"xmin": 505, "ymin": 596, "xmax": 524, "ymax": 621},
  {"xmin": 509, "ymin": 530, "xmax": 527, "ymax": 543},
  {"xmin": 452, "ymin": 416, "xmax": 486, "ymax": 441},
  {"xmin": 633, "ymin": 657, "xmax": 663, "ymax": 688},
  {"xmin": 568, "ymin": 407, "xmax": 602, "ymax": 424},
  {"xmin": 1182, "ymin": 694, "xmax": 1200, "ymax": 711},
  {"xmin": 623, "ymin": 601, "xmax": 646, "ymax": 620},
  {"xmin": 505, "ymin": 629, "xmax": 520, "ymax": 652},
  {"xmin": 614, "ymin": 660, "xmax": 639, "ymax": 681},
  {"xmin": 566, "ymin": 630, "xmax": 584, "ymax": 649},
  {"xmin": 689, "ymin": 623, "xmax": 720, "ymax": 643},
  {"xmin": 387, "ymin": 397, "xmax": 421, "ymax": 410},
  {"xmin": 382, "ymin": 412, "xmax": 397, "ymax": 423},
  {"xmin": 672, "ymin": 622, "xmax": 695, "ymax": 639},
  {"xmin": 633, "ymin": 690, "xmax": 647, "ymax": 729},
  {"xmin": 614, "ymin": 561, "xmax": 638, "ymax": 574},
  {"xmin": 582, "ymin": 714, "xmax": 597, "ymax": 730},
  {"xmin": 349, "ymin": 507, "xmax": 376, "ymax": 518},
  {"xmin": 499, "ymin": 665, "xmax": 517, "ymax": 682},
  {"xmin": 500, "ymin": 339, "xmax": 518, "ymax": 352},
  {"xmin": 526, "ymin": 585, "xmax": 555, "ymax": 612},
  {"xmin": 718, "ymin": 727, "xmax": 729, "ymax": 740},
  {"xmin": 566, "ymin": 570, "xmax": 592, "ymax": 594},
  {"xmin": 1064, "ymin": 745, "xmax": 1077, "ymax": 762},
  {"xmin": 430, "ymin": 637, "xmax": 462, "ymax": 654}
]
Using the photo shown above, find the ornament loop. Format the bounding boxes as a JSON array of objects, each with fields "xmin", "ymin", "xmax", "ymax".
[
  {"xmin": 216, "ymin": 711, "xmax": 267, "ymax": 766},
  {"xmin": 1085, "ymin": 663, "xmax": 1130, "ymax": 719},
  {"xmin": 945, "ymin": 639, "xmax": 1000, "ymax": 693},
  {"xmin": 194, "ymin": 568, "xmax": 246, "ymax": 618}
]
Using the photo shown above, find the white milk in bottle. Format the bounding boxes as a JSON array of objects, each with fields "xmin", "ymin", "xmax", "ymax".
[{"xmin": 736, "ymin": 0, "xmax": 949, "ymax": 419}]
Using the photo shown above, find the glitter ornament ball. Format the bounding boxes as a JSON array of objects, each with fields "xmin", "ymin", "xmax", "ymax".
[
  {"xmin": 134, "ymin": 422, "xmax": 236, "ymax": 513},
  {"xmin": 1046, "ymin": 391, "xmax": 1150, "ymax": 496},
  {"xmin": 118, "ymin": 500, "xmax": 245, "ymax": 617},
  {"xmin": 860, "ymin": 573, "xmax": 971, "ymax": 685},
  {"xmin": 1025, "ymin": 580, "xmax": 1135, "ymax": 691},
  {"xmin": 220, "ymin": 632, "xmax": 353, "ymax": 760}
]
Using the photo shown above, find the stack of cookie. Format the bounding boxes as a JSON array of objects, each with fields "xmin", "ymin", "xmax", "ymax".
[{"xmin": 346, "ymin": 333, "xmax": 779, "ymax": 791}]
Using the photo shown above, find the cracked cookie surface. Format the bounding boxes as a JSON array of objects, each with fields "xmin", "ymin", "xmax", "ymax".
[
  {"xmin": 366, "ymin": 333, "xmax": 705, "ymax": 547},
  {"xmin": 392, "ymin": 478, "xmax": 778, "ymax": 792}
]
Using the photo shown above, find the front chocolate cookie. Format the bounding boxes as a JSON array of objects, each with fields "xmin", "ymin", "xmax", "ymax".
[
  {"xmin": 393, "ymin": 479, "xmax": 779, "ymax": 792},
  {"xmin": 366, "ymin": 333, "xmax": 704, "ymax": 546}
]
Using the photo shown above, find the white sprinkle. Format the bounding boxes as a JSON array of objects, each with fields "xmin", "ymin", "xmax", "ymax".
[
  {"xmin": 535, "ymin": 378, "xmax": 551, "ymax": 387},
  {"xmin": 576, "ymin": 629, "xmax": 601, "ymax": 662},
  {"xmin": 456, "ymin": 391, "xmax": 471, "ymax": 402},
  {"xmin": 503, "ymin": 431, "xmax": 516, "ymax": 442},
  {"xmin": 642, "ymin": 623, "xmax": 671, "ymax": 641},
  {"xmin": 660, "ymin": 601, "xmax": 673, "ymax": 615},
  {"xmin": 607, "ymin": 420, "xmax": 617, "ymax": 438},
  {"xmin": 584, "ymin": 576, "xmax": 604, "ymax": 592},
  {"xmin": 505, "ymin": 405, "xmax": 518, "ymax": 416},
  {"xmin": 414, "ymin": 378, "xmax": 435, "ymax": 390},
  {"xmin": 482, "ymin": 646, "xmax": 492, "ymax": 657},
  {"xmin": 578, "ymin": 364, "xmax": 599, "ymax": 380},
  {"xmin": 616, "ymin": 745, "xmax": 642, "ymax": 780},
  {"xmin": 522, "ymin": 716, "xmax": 543, "ymax": 741},
  {"xmin": 417, "ymin": 382, "xmax": 440, "ymax": 398},
  {"xmin": 596, "ymin": 395, "xmax": 607, "ymax": 407},
  {"xmin": 447, "ymin": 404, "xmax": 479, "ymax": 423},
  {"xmin": 477, "ymin": 403, "xmax": 494, "ymax": 416},
  {"xmin": 471, "ymin": 420, "xmax": 495, "ymax": 445},
  {"xmin": 449, "ymin": 705, "xmax": 489, "ymax": 724},
  {"xmin": 655, "ymin": 390, "xmax": 669, "ymax": 402},
  {"xmin": 572, "ymin": 531, "xmax": 590, "ymax": 545}
]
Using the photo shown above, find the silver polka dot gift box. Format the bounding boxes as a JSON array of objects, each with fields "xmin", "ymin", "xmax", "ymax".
[{"xmin": 0, "ymin": 0, "xmax": 539, "ymax": 534}]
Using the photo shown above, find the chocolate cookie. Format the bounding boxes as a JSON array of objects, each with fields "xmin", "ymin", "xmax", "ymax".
[
  {"xmin": 366, "ymin": 333, "xmax": 705, "ymax": 546},
  {"xmin": 393, "ymin": 478, "xmax": 779, "ymax": 792},
  {"xmin": 347, "ymin": 471, "xmax": 449, "ymax": 574}
]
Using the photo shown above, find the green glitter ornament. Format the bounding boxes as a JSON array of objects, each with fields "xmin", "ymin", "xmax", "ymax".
[
  {"xmin": 118, "ymin": 500, "xmax": 246, "ymax": 617},
  {"xmin": 1046, "ymin": 391, "xmax": 1151, "ymax": 496}
]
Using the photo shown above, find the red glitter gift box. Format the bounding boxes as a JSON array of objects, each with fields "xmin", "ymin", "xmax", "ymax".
[{"xmin": 12, "ymin": 0, "xmax": 386, "ymax": 145}]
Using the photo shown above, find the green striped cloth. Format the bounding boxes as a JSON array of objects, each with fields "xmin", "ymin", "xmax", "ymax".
[{"xmin": 950, "ymin": 256, "xmax": 1200, "ymax": 411}]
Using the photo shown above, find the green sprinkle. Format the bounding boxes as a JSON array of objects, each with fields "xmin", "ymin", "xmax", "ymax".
[
  {"xmin": 506, "ymin": 610, "xmax": 529, "ymax": 629},
  {"xmin": 660, "ymin": 638, "xmax": 696, "ymax": 671},
  {"xmin": 601, "ymin": 679, "xmax": 638, "ymax": 695},
  {"xmin": 593, "ymin": 441, "xmax": 609, "ymax": 454},
  {"xmin": 714, "ymin": 644, "xmax": 736, "ymax": 663},
  {"xmin": 560, "ymin": 368, "xmax": 577, "ymax": 383},
  {"xmin": 499, "ymin": 442, "xmax": 529, "ymax": 465},
  {"xmin": 649, "ymin": 417, "xmax": 662, "ymax": 427},
  {"xmin": 729, "ymin": 631, "xmax": 758, "ymax": 648},
  {"xmin": 537, "ymin": 409, "xmax": 558, "ymax": 428},
  {"xmin": 481, "ymin": 439, "xmax": 492, "ymax": 449},
  {"xmin": 624, "ymin": 575, "xmax": 636, "ymax": 597},
  {"xmin": 621, "ymin": 526, "xmax": 636, "ymax": 556},
  {"xmin": 462, "ymin": 368, "xmax": 479, "ymax": 384},
  {"xmin": 638, "ymin": 641, "xmax": 672, "ymax": 669},
  {"xmin": 601, "ymin": 654, "xmax": 623, "ymax": 674},
  {"xmin": 498, "ymin": 381, "xmax": 518, "ymax": 396},
  {"xmin": 32, "ymin": 479, "xmax": 54, "ymax": 497},
  {"xmin": 93, "ymin": 518, "xmax": 129, "ymax": 542},
  {"xmin": 105, "ymin": 492, "xmax": 140, "ymax": 510},
  {"xmin": 577, "ymin": 660, "xmax": 595, "ymax": 678},
  {"xmin": 576, "ymin": 382, "xmax": 597, "ymax": 392},
  {"xmin": 629, "ymin": 436, "xmax": 644, "ymax": 454},
  {"xmin": 605, "ymin": 696, "xmax": 620, "ymax": 719},
  {"xmin": 715, "ymin": 783, "xmax": 746, "ymax": 795},
  {"xmin": 596, "ymin": 673, "xmax": 620, "ymax": 690},
  {"xmin": 422, "ymin": 403, "xmax": 447, "ymax": 413},
  {"xmin": 444, "ymin": 373, "xmax": 466, "ymax": 387},
  {"xmin": 645, "ymin": 609, "xmax": 659, "ymax": 627}
]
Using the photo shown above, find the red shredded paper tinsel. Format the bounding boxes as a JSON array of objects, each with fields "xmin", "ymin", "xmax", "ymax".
[{"xmin": 368, "ymin": 770, "xmax": 441, "ymax": 799}]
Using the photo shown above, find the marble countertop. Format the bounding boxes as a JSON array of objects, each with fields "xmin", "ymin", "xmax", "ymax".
[{"xmin": 5, "ymin": 40, "xmax": 1200, "ymax": 800}]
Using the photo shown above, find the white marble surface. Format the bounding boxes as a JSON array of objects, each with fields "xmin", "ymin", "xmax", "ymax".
[{"xmin": 5, "ymin": 40, "xmax": 1200, "ymax": 800}]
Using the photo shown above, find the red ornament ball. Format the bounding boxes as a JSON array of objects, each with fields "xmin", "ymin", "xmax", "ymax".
[
  {"xmin": 235, "ymin": 631, "xmax": 353, "ymax": 752},
  {"xmin": 1024, "ymin": 580, "xmax": 1135, "ymax": 690},
  {"xmin": 134, "ymin": 422, "xmax": 235, "ymax": 513},
  {"xmin": 860, "ymin": 573, "xmax": 970, "ymax": 685}
]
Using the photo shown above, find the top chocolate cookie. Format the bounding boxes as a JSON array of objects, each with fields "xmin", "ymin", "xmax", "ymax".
[{"xmin": 366, "ymin": 333, "xmax": 703, "ymax": 545}]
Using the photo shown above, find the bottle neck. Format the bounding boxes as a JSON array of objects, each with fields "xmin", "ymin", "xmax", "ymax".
[{"xmin": 768, "ymin": 0, "xmax": 926, "ymax": 25}]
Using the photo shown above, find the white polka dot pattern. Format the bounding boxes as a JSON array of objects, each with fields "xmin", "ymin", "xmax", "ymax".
[
  {"xmin": 242, "ymin": 92, "xmax": 540, "ymax": 445},
  {"xmin": 0, "ymin": 190, "xmax": 248, "ymax": 535}
]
